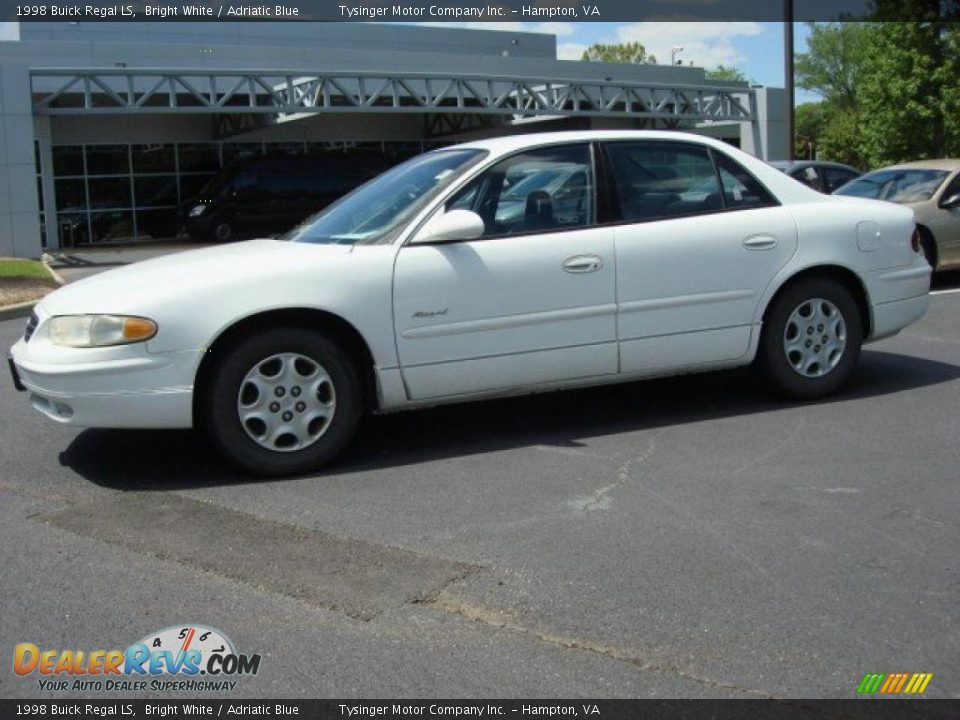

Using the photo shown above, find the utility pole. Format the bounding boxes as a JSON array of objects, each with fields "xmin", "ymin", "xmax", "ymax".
[{"xmin": 784, "ymin": 0, "xmax": 795, "ymax": 161}]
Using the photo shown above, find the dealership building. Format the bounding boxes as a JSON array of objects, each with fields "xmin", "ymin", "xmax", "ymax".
[{"xmin": 0, "ymin": 21, "xmax": 787, "ymax": 257}]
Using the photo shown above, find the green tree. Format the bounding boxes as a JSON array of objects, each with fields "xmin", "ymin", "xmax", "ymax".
[
  {"xmin": 581, "ymin": 42, "xmax": 656, "ymax": 65},
  {"xmin": 856, "ymin": 22, "xmax": 960, "ymax": 165},
  {"xmin": 793, "ymin": 21, "xmax": 959, "ymax": 167},
  {"xmin": 793, "ymin": 102, "xmax": 828, "ymax": 159},
  {"xmin": 795, "ymin": 22, "xmax": 871, "ymax": 111},
  {"xmin": 704, "ymin": 65, "xmax": 749, "ymax": 83},
  {"xmin": 793, "ymin": 23, "xmax": 873, "ymax": 167}
]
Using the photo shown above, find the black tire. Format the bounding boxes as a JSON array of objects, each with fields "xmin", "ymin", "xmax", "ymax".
[
  {"xmin": 209, "ymin": 218, "xmax": 234, "ymax": 243},
  {"xmin": 918, "ymin": 227, "xmax": 938, "ymax": 271},
  {"xmin": 200, "ymin": 327, "xmax": 363, "ymax": 476},
  {"xmin": 757, "ymin": 278, "xmax": 863, "ymax": 400}
]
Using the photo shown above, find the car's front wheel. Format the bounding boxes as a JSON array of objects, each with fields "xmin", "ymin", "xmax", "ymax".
[
  {"xmin": 918, "ymin": 227, "xmax": 938, "ymax": 271},
  {"xmin": 209, "ymin": 218, "xmax": 234, "ymax": 243},
  {"xmin": 201, "ymin": 328, "xmax": 362, "ymax": 476},
  {"xmin": 757, "ymin": 278, "xmax": 863, "ymax": 399}
]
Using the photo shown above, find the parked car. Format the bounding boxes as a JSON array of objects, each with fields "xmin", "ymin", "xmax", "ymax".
[
  {"xmin": 182, "ymin": 153, "xmax": 397, "ymax": 242},
  {"xmin": 833, "ymin": 159, "xmax": 960, "ymax": 271},
  {"xmin": 10, "ymin": 131, "xmax": 930, "ymax": 476},
  {"xmin": 770, "ymin": 160, "xmax": 862, "ymax": 194}
]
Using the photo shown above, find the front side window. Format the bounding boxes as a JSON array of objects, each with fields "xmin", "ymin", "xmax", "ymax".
[
  {"xmin": 940, "ymin": 172, "xmax": 960, "ymax": 203},
  {"xmin": 446, "ymin": 144, "xmax": 594, "ymax": 237},
  {"xmin": 604, "ymin": 142, "xmax": 723, "ymax": 223},
  {"xmin": 286, "ymin": 149, "xmax": 485, "ymax": 245}
]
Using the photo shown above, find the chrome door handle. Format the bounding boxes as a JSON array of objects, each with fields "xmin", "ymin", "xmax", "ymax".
[
  {"xmin": 743, "ymin": 235, "xmax": 778, "ymax": 250},
  {"xmin": 563, "ymin": 255, "xmax": 604, "ymax": 273}
]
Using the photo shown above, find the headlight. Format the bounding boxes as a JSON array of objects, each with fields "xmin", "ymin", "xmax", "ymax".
[
  {"xmin": 49, "ymin": 315, "xmax": 158, "ymax": 348},
  {"xmin": 189, "ymin": 204, "xmax": 207, "ymax": 217}
]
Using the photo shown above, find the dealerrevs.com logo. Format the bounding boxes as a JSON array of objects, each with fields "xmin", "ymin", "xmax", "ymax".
[{"xmin": 14, "ymin": 625, "xmax": 262, "ymax": 692}]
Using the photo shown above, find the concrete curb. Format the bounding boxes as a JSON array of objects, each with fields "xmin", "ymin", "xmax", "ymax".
[
  {"xmin": 42, "ymin": 258, "xmax": 66, "ymax": 286},
  {"xmin": 0, "ymin": 258, "xmax": 62, "ymax": 321},
  {"xmin": 0, "ymin": 300, "xmax": 36, "ymax": 322}
]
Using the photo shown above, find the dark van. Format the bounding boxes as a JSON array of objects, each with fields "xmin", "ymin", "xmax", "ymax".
[{"xmin": 181, "ymin": 153, "xmax": 396, "ymax": 242}]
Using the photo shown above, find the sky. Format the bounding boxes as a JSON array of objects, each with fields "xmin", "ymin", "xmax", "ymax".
[
  {"xmin": 0, "ymin": 20, "xmax": 819, "ymax": 102},
  {"xmin": 417, "ymin": 21, "xmax": 818, "ymax": 102}
]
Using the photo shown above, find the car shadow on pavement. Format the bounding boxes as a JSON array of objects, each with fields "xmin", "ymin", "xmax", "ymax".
[
  {"xmin": 64, "ymin": 349, "xmax": 960, "ymax": 491},
  {"xmin": 931, "ymin": 268, "xmax": 960, "ymax": 291}
]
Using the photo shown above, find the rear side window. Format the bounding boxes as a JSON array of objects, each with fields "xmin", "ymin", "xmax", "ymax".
[
  {"xmin": 714, "ymin": 153, "xmax": 777, "ymax": 210},
  {"xmin": 603, "ymin": 142, "xmax": 722, "ymax": 223},
  {"xmin": 791, "ymin": 166, "xmax": 822, "ymax": 191},
  {"xmin": 823, "ymin": 167, "xmax": 859, "ymax": 193}
]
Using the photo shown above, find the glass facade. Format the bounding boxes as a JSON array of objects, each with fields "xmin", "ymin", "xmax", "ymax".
[
  {"xmin": 48, "ymin": 140, "xmax": 434, "ymax": 246},
  {"xmin": 35, "ymin": 141, "xmax": 46, "ymax": 248}
]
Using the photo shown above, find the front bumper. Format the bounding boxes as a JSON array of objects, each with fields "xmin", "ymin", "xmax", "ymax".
[
  {"xmin": 9, "ymin": 326, "xmax": 200, "ymax": 429},
  {"xmin": 183, "ymin": 213, "xmax": 212, "ymax": 240}
]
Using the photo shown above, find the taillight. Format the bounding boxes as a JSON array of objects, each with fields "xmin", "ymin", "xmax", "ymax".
[{"xmin": 911, "ymin": 226, "xmax": 922, "ymax": 253}]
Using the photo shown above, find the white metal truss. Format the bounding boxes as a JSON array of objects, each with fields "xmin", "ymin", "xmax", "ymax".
[{"xmin": 30, "ymin": 68, "xmax": 758, "ymax": 125}]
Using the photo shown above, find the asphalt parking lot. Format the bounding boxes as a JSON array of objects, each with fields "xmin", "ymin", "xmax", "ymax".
[{"xmin": 1, "ymin": 271, "xmax": 958, "ymax": 700}]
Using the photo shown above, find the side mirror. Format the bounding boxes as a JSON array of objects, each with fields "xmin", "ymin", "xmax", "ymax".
[
  {"xmin": 940, "ymin": 192, "xmax": 960, "ymax": 209},
  {"xmin": 412, "ymin": 209, "xmax": 485, "ymax": 244}
]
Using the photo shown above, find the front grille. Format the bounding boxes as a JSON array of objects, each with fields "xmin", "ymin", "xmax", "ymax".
[{"xmin": 24, "ymin": 312, "xmax": 38, "ymax": 343}]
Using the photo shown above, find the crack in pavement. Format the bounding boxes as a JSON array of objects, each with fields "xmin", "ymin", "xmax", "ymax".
[
  {"xmin": 427, "ymin": 593, "xmax": 777, "ymax": 698},
  {"xmin": 569, "ymin": 431, "xmax": 662, "ymax": 513}
]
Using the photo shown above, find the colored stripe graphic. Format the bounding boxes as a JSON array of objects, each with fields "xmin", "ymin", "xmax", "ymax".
[
  {"xmin": 879, "ymin": 674, "xmax": 898, "ymax": 693},
  {"xmin": 857, "ymin": 673, "xmax": 885, "ymax": 694},
  {"xmin": 913, "ymin": 674, "xmax": 933, "ymax": 694},
  {"xmin": 857, "ymin": 672, "xmax": 932, "ymax": 695}
]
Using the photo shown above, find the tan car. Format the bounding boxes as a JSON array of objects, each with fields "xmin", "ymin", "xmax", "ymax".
[{"xmin": 834, "ymin": 159, "xmax": 960, "ymax": 271}]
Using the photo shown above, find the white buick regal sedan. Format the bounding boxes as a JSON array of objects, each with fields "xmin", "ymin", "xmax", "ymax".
[{"xmin": 9, "ymin": 132, "xmax": 932, "ymax": 476}]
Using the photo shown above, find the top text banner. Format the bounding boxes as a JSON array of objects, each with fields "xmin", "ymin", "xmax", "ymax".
[{"xmin": 3, "ymin": 0, "xmax": 957, "ymax": 23}]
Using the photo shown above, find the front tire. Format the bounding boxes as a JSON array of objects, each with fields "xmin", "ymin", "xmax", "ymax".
[
  {"xmin": 209, "ymin": 218, "xmax": 234, "ymax": 243},
  {"xmin": 201, "ymin": 328, "xmax": 362, "ymax": 476},
  {"xmin": 918, "ymin": 227, "xmax": 938, "ymax": 271},
  {"xmin": 757, "ymin": 278, "xmax": 863, "ymax": 399}
]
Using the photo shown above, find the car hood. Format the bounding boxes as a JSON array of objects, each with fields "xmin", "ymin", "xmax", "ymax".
[{"xmin": 38, "ymin": 239, "xmax": 353, "ymax": 317}]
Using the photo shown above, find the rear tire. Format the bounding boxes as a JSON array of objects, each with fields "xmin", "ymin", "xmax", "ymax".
[
  {"xmin": 918, "ymin": 227, "xmax": 938, "ymax": 271},
  {"xmin": 757, "ymin": 278, "xmax": 863, "ymax": 399},
  {"xmin": 201, "ymin": 327, "xmax": 363, "ymax": 476}
]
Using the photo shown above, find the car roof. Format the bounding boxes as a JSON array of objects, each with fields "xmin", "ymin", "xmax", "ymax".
[
  {"xmin": 769, "ymin": 160, "xmax": 860, "ymax": 172},
  {"xmin": 450, "ymin": 130, "xmax": 739, "ymax": 156},
  {"xmin": 880, "ymin": 158, "xmax": 960, "ymax": 172}
]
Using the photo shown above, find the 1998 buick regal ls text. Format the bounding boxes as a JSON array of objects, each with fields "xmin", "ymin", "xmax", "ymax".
[{"xmin": 9, "ymin": 131, "xmax": 931, "ymax": 476}]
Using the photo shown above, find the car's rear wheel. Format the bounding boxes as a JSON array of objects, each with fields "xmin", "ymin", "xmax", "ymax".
[
  {"xmin": 757, "ymin": 278, "xmax": 863, "ymax": 399},
  {"xmin": 201, "ymin": 328, "xmax": 362, "ymax": 476}
]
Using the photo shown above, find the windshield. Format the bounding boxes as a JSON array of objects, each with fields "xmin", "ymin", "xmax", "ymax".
[
  {"xmin": 286, "ymin": 149, "xmax": 486, "ymax": 245},
  {"xmin": 835, "ymin": 168, "xmax": 949, "ymax": 202}
]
